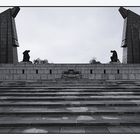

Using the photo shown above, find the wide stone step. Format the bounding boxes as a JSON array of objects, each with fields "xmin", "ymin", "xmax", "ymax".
[
  {"xmin": 0, "ymin": 87, "xmax": 113, "ymax": 89},
  {"xmin": 1, "ymin": 88, "xmax": 140, "ymax": 92},
  {"xmin": 1, "ymin": 96, "xmax": 140, "ymax": 101},
  {"xmin": 0, "ymin": 92, "xmax": 139, "ymax": 96},
  {"xmin": 0, "ymin": 100, "xmax": 139, "ymax": 106},
  {"xmin": 0, "ymin": 81, "xmax": 136, "ymax": 85},
  {"xmin": 1, "ymin": 125, "xmax": 140, "ymax": 134},
  {"xmin": 0, "ymin": 114, "xmax": 140, "ymax": 127},
  {"xmin": 0, "ymin": 85, "xmax": 140, "ymax": 91},
  {"xmin": 0, "ymin": 106, "xmax": 140, "ymax": 115},
  {"xmin": 0, "ymin": 80, "xmax": 138, "ymax": 83}
]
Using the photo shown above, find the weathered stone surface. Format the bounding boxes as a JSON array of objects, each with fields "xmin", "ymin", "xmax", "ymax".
[
  {"xmin": 0, "ymin": 64, "xmax": 140, "ymax": 80},
  {"xmin": 0, "ymin": 7, "xmax": 20, "ymax": 64},
  {"xmin": 22, "ymin": 128, "xmax": 48, "ymax": 133},
  {"xmin": 107, "ymin": 126, "xmax": 133, "ymax": 133},
  {"xmin": 119, "ymin": 7, "xmax": 140, "ymax": 64},
  {"xmin": 84, "ymin": 126, "xmax": 110, "ymax": 134},
  {"xmin": 0, "ymin": 81, "xmax": 140, "ymax": 133},
  {"xmin": 60, "ymin": 127, "xmax": 85, "ymax": 134}
]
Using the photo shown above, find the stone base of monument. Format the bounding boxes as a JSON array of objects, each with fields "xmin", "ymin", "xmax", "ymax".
[
  {"xmin": 0, "ymin": 80, "xmax": 140, "ymax": 133},
  {"xmin": 19, "ymin": 61, "xmax": 32, "ymax": 64},
  {"xmin": 109, "ymin": 61, "xmax": 121, "ymax": 64}
]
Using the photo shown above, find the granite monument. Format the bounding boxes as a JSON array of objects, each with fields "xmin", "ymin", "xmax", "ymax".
[
  {"xmin": 119, "ymin": 7, "xmax": 140, "ymax": 63},
  {"xmin": 0, "ymin": 7, "xmax": 20, "ymax": 64}
]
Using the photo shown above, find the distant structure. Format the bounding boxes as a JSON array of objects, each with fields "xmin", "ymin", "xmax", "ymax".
[
  {"xmin": 33, "ymin": 58, "xmax": 48, "ymax": 64},
  {"xmin": 89, "ymin": 57, "xmax": 101, "ymax": 64},
  {"xmin": 119, "ymin": 7, "xmax": 140, "ymax": 64},
  {"xmin": 0, "ymin": 7, "xmax": 20, "ymax": 64}
]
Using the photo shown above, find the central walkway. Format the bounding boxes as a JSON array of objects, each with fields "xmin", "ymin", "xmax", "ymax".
[{"xmin": 0, "ymin": 79, "xmax": 140, "ymax": 133}]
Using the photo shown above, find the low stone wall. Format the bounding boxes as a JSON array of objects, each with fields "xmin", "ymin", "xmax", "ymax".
[{"xmin": 0, "ymin": 63, "xmax": 140, "ymax": 80}]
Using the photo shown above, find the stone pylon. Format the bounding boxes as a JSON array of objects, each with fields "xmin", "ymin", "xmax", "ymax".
[
  {"xmin": 0, "ymin": 7, "xmax": 20, "ymax": 64},
  {"xmin": 119, "ymin": 7, "xmax": 140, "ymax": 64}
]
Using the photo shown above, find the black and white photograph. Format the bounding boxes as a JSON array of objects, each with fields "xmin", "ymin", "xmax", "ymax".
[{"xmin": 1, "ymin": 0, "xmax": 140, "ymax": 136}]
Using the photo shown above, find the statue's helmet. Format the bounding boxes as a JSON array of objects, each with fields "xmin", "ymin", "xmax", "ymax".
[{"xmin": 23, "ymin": 50, "xmax": 30, "ymax": 54}]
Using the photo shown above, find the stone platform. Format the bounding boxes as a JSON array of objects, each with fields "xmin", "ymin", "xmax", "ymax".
[{"xmin": 0, "ymin": 80, "xmax": 140, "ymax": 133}]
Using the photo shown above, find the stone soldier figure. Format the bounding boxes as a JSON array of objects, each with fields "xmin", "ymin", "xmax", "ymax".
[
  {"xmin": 110, "ymin": 50, "xmax": 118, "ymax": 62},
  {"xmin": 23, "ymin": 50, "xmax": 30, "ymax": 62}
]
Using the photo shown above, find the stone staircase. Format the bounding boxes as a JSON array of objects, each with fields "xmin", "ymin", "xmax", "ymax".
[{"xmin": 0, "ymin": 80, "xmax": 140, "ymax": 133}]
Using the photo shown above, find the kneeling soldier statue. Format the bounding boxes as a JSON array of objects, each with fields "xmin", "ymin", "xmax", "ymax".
[{"xmin": 110, "ymin": 50, "xmax": 118, "ymax": 62}]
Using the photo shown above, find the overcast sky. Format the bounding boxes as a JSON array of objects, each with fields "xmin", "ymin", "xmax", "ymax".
[{"xmin": 1, "ymin": 7, "xmax": 140, "ymax": 63}]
